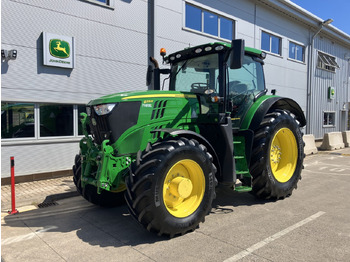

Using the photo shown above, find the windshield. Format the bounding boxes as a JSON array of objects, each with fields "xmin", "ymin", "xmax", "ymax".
[{"xmin": 170, "ymin": 53, "xmax": 220, "ymax": 94}]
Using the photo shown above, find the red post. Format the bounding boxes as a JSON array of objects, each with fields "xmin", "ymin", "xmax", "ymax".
[{"xmin": 8, "ymin": 156, "xmax": 19, "ymax": 215}]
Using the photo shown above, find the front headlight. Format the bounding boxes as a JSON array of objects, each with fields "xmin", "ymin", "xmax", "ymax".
[{"xmin": 93, "ymin": 103, "xmax": 117, "ymax": 116}]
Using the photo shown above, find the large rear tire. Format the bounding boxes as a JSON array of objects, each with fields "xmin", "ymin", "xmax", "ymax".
[
  {"xmin": 72, "ymin": 154, "xmax": 125, "ymax": 207},
  {"xmin": 250, "ymin": 110, "xmax": 304, "ymax": 199},
  {"xmin": 125, "ymin": 138, "xmax": 216, "ymax": 237}
]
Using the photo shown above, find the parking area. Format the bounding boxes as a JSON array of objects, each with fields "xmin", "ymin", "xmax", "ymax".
[{"xmin": 2, "ymin": 152, "xmax": 350, "ymax": 262}]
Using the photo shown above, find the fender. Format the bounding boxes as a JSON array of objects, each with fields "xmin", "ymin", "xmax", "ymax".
[
  {"xmin": 241, "ymin": 96, "xmax": 306, "ymax": 131},
  {"xmin": 151, "ymin": 128, "xmax": 224, "ymax": 182}
]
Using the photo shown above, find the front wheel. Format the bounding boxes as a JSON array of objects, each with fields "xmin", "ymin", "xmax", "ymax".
[
  {"xmin": 125, "ymin": 138, "xmax": 216, "ymax": 237},
  {"xmin": 250, "ymin": 110, "xmax": 304, "ymax": 199}
]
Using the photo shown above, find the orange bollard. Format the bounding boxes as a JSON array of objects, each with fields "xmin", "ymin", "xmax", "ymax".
[{"xmin": 8, "ymin": 156, "xmax": 19, "ymax": 215}]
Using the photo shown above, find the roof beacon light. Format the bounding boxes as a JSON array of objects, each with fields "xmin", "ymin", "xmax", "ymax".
[{"xmin": 160, "ymin": 48, "xmax": 167, "ymax": 57}]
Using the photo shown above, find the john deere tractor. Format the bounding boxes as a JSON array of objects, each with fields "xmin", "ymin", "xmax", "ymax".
[{"xmin": 73, "ymin": 40, "xmax": 305, "ymax": 237}]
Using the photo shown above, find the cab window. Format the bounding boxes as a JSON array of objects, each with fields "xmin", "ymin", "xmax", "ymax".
[{"xmin": 227, "ymin": 55, "xmax": 265, "ymax": 126}]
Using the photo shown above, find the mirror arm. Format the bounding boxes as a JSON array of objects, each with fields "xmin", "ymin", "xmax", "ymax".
[{"xmin": 150, "ymin": 56, "xmax": 159, "ymax": 69}]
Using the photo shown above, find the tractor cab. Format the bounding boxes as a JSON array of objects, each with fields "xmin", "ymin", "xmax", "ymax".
[{"xmin": 149, "ymin": 40, "xmax": 267, "ymax": 128}]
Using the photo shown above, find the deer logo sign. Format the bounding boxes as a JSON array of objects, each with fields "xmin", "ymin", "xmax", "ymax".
[{"xmin": 49, "ymin": 39, "xmax": 70, "ymax": 59}]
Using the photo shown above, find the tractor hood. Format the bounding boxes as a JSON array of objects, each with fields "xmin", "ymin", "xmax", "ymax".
[{"xmin": 88, "ymin": 90, "xmax": 197, "ymax": 105}]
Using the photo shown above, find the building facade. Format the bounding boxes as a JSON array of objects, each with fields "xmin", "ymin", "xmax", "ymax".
[{"xmin": 2, "ymin": 0, "xmax": 350, "ymax": 179}]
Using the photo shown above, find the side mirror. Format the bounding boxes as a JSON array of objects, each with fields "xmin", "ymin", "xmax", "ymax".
[
  {"xmin": 230, "ymin": 39, "xmax": 245, "ymax": 69},
  {"xmin": 146, "ymin": 65, "xmax": 153, "ymax": 86}
]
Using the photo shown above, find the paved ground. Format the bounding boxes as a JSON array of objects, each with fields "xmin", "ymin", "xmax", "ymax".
[
  {"xmin": 1, "ymin": 176, "xmax": 77, "ymax": 213},
  {"xmin": 1, "ymin": 147, "xmax": 350, "ymax": 261}
]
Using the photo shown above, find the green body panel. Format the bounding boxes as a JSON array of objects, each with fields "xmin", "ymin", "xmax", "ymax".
[{"xmin": 80, "ymin": 90, "xmax": 208, "ymax": 191}]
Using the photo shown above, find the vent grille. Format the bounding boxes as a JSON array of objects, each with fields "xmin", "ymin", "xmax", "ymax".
[{"xmin": 151, "ymin": 100, "xmax": 167, "ymax": 120}]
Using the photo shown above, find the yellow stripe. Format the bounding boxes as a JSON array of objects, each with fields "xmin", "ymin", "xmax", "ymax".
[{"xmin": 121, "ymin": 94, "xmax": 197, "ymax": 100}]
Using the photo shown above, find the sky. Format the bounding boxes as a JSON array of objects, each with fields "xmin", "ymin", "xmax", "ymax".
[{"xmin": 290, "ymin": 0, "xmax": 350, "ymax": 35}]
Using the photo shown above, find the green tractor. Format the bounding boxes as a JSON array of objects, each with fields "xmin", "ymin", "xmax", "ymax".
[{"xmin": 73, "ymin": 40, "xmax": 305, "ymax": 237}]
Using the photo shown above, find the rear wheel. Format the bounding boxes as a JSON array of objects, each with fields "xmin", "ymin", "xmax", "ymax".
[
  {"xmin": 125, "ymin": 138, "xmax": 216, "ymax": 237},
  {"xmin": 72, "ymin": 154, "xmax": 125, "ymax": 207},
  {"xmin": 250, "ymin": 110, "xmax": 304, "ymax": 199}
]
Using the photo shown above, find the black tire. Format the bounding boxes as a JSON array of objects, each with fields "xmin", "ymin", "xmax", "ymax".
[
  {"xmin": 72, "ymin": 154, "xmax": 125, "ymax": 207},
  {"xmin": 249, "ymin": 110, "xmax": 304, "ymax": 200},
  {"xmin": 125, "ymin": 138, "xmax": 216, "ymax": 237}
]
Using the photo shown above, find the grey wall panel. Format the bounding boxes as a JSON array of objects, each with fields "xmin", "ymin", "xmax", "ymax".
[
  {"xmin": 2, "ymin": 48, "xmax": 147, "ymax": 104},
  {"xmin": 254, "ymin": 3, "xmax": 309, "ymax": 113},
  {"xmin": 309, "ymin": 35, "xmax": 349, "ymax": 138},
  {"xmin": 2, "ymin": 0, "xmax": 149, "ymax": 104},
  {"xmin": 1, "ymin": 142, "xmax": 79, "ymax": 177}
]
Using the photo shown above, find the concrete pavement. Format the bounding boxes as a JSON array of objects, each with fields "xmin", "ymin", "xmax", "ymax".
[
  {"xmin": 1, "ymin": 146, "xmax": 350, "ymax": 214},
  {"xmin": 2, "ymin": 149, "xmax": 350, "ymax": 262}
]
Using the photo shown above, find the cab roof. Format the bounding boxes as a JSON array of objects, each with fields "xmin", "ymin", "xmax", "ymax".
[{"xmin": 164, "ymin": 42, "xmax": 265, "ymax": 64}]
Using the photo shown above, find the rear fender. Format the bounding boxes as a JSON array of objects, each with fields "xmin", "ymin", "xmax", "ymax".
[{"xmin": 242, "ymin": 96, "xmax": 306, "ymax": 131}]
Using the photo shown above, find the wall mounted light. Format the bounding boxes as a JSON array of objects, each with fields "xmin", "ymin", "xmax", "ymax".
[{"xmin": 1, "ymin": 49, "xmax": 17, "ymax": 62}]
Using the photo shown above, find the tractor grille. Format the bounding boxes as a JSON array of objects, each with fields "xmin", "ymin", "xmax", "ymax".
[
  {"xmin": 89, "ymin": 101, "xmax": 141, "ymax": 145},
  {"xmin": 151, "ymin": 100, "xmax": 167, "ymax": 120}
]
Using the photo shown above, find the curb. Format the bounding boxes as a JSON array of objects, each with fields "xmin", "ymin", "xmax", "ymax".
[
  {"xmin": 40, "ymin": 191, "xmax": 80, "ymax": 204},
  {"xmin": 317, "ymin": 151, "xmax": 350, "ymax": 156}
]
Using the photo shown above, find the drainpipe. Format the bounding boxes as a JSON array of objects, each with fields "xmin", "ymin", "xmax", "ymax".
[
  {"xmin": 147, "ymin": 0, "xmax": 156, "ymax": 90},
  {"xmin": 306, "ymin": 19, "xmax": 333, "ymax": 134},
  {"xmin": 345, "ymin": 54, "xmax": 350, "ymax": 130}
]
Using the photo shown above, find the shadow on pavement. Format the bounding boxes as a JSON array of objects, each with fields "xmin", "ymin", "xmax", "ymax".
[
  {"xmin": 211, "ymin": 184, "xmax": 275, "ymax": 215},
  {"xmin": 3, "ymin": 186, "xmax": 273, "ymax": 248}
]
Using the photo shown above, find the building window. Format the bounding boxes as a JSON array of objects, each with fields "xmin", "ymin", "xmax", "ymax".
[
  {"xmin": 1, "ymin": 103, "xmax": 35, "ymax": 139},
  {"xmin": 82, "ymin": 0, "xmax": 114, "ymax": 8},
  {"xmin": 185, "ymin": 3, "xmax": 234, "ymax": 41},
  {"xmin": 317, "ymin": 51, "xmax": 339, "ymax": 72},
  {"xmin": 289, "ymin": 42, "xmax": 305, "ymax": 62},
  {"xmin": 40, "ymin": 104, "xmax": 73, "ymax": 137},
  {"xmin": 323, "ymin": 111, "xmax": 335, "ymax": 127},
  {"xmin": 1, "ymin": 102, "xmax": 85, "ymax": 140},
  {"xmin": 261, "ymin": 31, "xmax": 281, "ymax": 56}
]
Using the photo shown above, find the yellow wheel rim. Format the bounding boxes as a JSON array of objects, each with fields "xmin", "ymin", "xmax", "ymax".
[
  {"xmin": 110, "ymin": 183, "xmax": 126, "ymax": 193},
  {"xmin": 163, "ymin": 159, "xmax": 205, "ymax": 218},
  {"xmin": 270, "ymin": 128, "xmax": 298, "ymax": 183}
]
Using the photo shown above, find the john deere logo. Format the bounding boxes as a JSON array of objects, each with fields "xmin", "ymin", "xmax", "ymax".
[{"xmin": 49, "ymin": 39, "xmax": 70, "ymax": 59}]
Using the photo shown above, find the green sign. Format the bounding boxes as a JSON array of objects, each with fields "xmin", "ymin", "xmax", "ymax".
[
  {"xmin": 328, "ymin": 86, "xmax": 335, "ymax": 100},
  {"xmin": 49, "ymin": 39, "xmax": 70, "ymax": 59},
  {"xmin": 43, "ymin": 32, "xmax": 74, "ymax": 68}
]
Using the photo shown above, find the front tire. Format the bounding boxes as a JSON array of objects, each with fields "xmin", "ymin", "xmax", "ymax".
[
  {"xmin": 125, "ymin": 138, "xmax": 216, "ymax": 237},
  {"xmin": 250, "ymin": 110, "xmax": 304, "ymax": 199},
  {"xmin": 72, "ymin": 154, "xmax": 125, "ymax": 207}
]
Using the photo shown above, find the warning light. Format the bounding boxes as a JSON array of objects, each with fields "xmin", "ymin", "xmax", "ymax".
[{"xmin": 160, "ymin": 48, "xmax": 167, "ymax": 57}]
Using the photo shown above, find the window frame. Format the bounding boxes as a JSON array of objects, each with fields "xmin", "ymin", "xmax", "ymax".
[
  {"xmin": 288, "ymin": 41, "xmax": 305, "ymax": 63},
  {"xmin": 261, "ymin": 31, "xmax": 282, "ymax": 56},
  {"xmin": 1, "ymin": 102, "xmax": 86, "ymax": 144},
  {"xmin": 82, "ymin": 0, "xmax": 115, "ymax": 9},
  {"xmin": 317, "ymin": 51, "xmax": 339, "ymax": 73},
  {"xmin": 323, "ymin": 111, "xmax": 336, "ymax": 127},
  {"xmin": 184, "ymin": 2, "xmax": 236, "ymax": 41}
]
